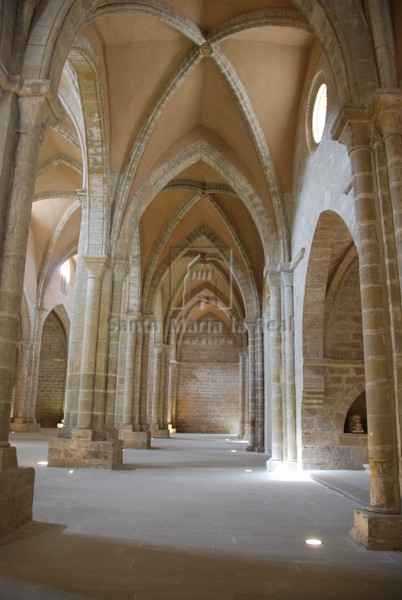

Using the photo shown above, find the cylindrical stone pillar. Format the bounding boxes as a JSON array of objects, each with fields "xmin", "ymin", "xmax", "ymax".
[
  {"xmin": 122, "ymin": 311, "xmax": 141, "ymax": 426},
  {"xmin": 255, "ymin": 317, "xmax": 265, "ymax": 451},
  {"xmin": 0, "ymin": 94, "xmax": 57, "ymax": 446},
  {"xmin": 282, "ymin": 270, "xmax": 297, "ymax": 462},
  {"xmin": 104, "ymin": 261, "xmax": 128, "ymax": 429},
  {"xmin": 374, "ymin": 92, "xmax": 402, "ymax": 296},
  {"xmin": 151, "ymin": 343, "xmax": 163, "ymax": 427},
  {"xmin": 244, "ymin": 319, "xmax": 256, "ymax": 451},
  {"xmin": 139, "ymin": 315, "xmax": 153, "ymax": 428},
  {"xmin": 63, "ymin": 189, "xmax": 88, "ymax": 428},
  {"xmin": 76, "ymin": 255, "xmax": 108, "ymax": 429},
  {"xmin": 266, "ymin": 269, "xmax": 284, "ymax": 462},
  {"xmin": 238, "ymin": 348, "xmax": 248, "ymax": 439},
  {"xmin": 167, "ymin": 358, "xmax": 178, "ymax": 427},
  {"xmin": 333, "ymin": 107, "xmax": 400, "ymax": 514},
  {"xmin": 25, "ymin": 307, "xmax": 47, "ymax": 425}
]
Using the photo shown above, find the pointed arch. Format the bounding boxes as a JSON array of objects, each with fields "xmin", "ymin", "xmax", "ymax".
[
  {"xmin": 116, "ymin": 140, "xmax": 278, "ymax": 265},
  {"xmin": 144, "ymin": 225, "xmax": 259, "ymax": 320}
]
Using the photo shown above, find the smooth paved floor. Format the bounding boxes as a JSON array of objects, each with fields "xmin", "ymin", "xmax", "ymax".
[{"xmin": 0, "ymin": 430, "xmax": 401, "ymax": 600}]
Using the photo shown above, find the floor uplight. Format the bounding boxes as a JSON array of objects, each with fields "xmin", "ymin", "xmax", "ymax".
[
  {"xmin": 37, "ymin": 461, "xmax": 48, "ymax": 466},
  {"xmin": 245, "ymin": 469, "xmax": 253, "ymax": 473},
  {"xmin": 230, "ymin": 449, "xmax": 237, "ymax": 453},
  {"xmin": 305, "ymin": 538, "xmax": 323, "ymax": 546},
  {"xmin": 69, "ymin": 470, "xmax": 74, "ymax": 474}
]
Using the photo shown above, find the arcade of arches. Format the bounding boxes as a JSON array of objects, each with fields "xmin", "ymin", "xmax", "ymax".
[{"xmin": 0, "ymin": 0, "xmax": 402, "ymax": 551}]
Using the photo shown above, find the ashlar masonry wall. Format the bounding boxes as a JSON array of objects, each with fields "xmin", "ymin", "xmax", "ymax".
[
  {"xmin": 36, "ymin": 311, "xmax": 67, "ymax": 427},
  {"xmin": 176, "ymin": 315, "xmax": 240, "ymax": 434}
]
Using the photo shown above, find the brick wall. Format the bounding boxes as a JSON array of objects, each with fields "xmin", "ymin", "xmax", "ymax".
[
  {"xmin": 176, "ymin": 315, "xmax": 240, "ymax": 433},
  {"xmin": 36, "ymin": 311, "xmax": 67, "ymax": 427}
]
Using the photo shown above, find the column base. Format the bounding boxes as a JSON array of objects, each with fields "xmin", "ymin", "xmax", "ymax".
[
  {"xmin": 266, "ymin": 459, "xmax": 299, "ymax": 472},
  {"xmin": 350, "ymin": 509, "xmax": 402, "ymax": 551},
  {"xmin": 48, "ymin": 430, "xmax": 123, "ymax": 469},
  {"xmin": 10, "ymin": 419, "xmax": 41, "ymax": 433},
  {"xmin": 118, "ymin": 427, "xmax": 151, "ymax": 449},
  {"xmin": 149, "ymin": 424, "xmax": 171, "ymax": 439},
  {"xmin": 0, "ymin": 448, "xmax": 35, "ymax": 538}
]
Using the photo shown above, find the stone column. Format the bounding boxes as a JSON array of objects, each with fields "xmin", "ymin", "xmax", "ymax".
[
  {"xmin": 121, "ymin": 312, "xmax": 141, "ymax": 426},
  {"xmin": 281, "ymin": 269, "xmax": 297, "ymax": 464},
  {"xmin": 48, "ymin": 255, "xmax": 124, "ymax": 467},
  {"xmin": 0, "ymin": 91, "xmax": 17, "ymax": 252},
  {"xmin": 139, "ymin": 315, "xmax": 154, "ymax": 429},
  {"xmin": 167, "ymin": 358, "xmax": 178, "ymax": 429},
  {"xmin": 23, "ymin": 306, "xmax": 47, "ymax": 429},
  {"xmin": 158, "ymin": 344, "xmax": 171, "ymax": 435},
  {"xmin": 0, "ymin": 91, "xmax": 60, "ymax": 537},
  {"xmin": 0, "ymin": 94, "xmax": 56, "ymax": 447},
  {"xmin": 255, "ymin": 317, "xmax": 265, "ymax": 452},
  {"xmin": 373, "ymin": 92, "xmax": 402, "ymax": 297},
  {"xmin": 333, "ymin": 107, "xmax": 401, "ymax": 550},
  {"xmin": 238, "ymin": 348, "xmax": 248, "ymax": 439},
  {"xmin": 76, "ymin": 255, "xmax": 108, "ymax": 431},
  {"xmin": 265, "ymin": 269, "xmax": 284, "ymax": 466},
  {"xmin": 244, "ymin": 319, "xmax": 256, "ymax": 451},
  {"xmin": 104, "ymin": 261, "xmax": 128, "ymax": 429},
  {"xmin": 63, "ymin": 189, "xmax": 89, "ymax": 428},
  {"xmin": 132, "ymin": 314, "xmax": 144, "ymax": 431},
  {"xmin": 117, "ymin": 312, "xmax": 150, "ymax": 449},
  {"xmin": 150, "ymin": 343, "xmax": 163, "ymax": 435},
  {"xmin": 11, "ymin": 341, "xmax": 31, "ymax": 428}
]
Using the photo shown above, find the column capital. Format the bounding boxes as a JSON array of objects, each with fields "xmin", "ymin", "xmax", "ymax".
[
  {"xmin": 82, "ymin": 254, "xmax": 109, "ymax": 279},
  {"xmin": 281, "ymin": 270, "xmax": 293, "ymax": 287},
  {"xmin": 371, "ymin": 90, "xmax": 402, "ymax": 138},
  {"xmin": 264, "ymin": 266, "xmax": 281, "ymax": 287},
  {"xmin": 126, "ymin": 310, "xmax": 142, "ymax": 321},
  {"xmin": 331, "ymin": 105, "xmax": 371, "ymax": 150},
  {"xmin": 17, "ymin": 85, "xmax": 64, "ymax": 141}
]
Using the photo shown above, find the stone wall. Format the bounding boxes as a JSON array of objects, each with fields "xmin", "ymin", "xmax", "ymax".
[
  {"xmin": 176, "ymin": 315, "xmax": 240, "ymax": 433},
  {"xmin": 301, "ymin": 259, "xmax": 367, "ymax": 469},
  {"xmin": 36, "ymin": 311, "xmax": 67, "ymax": 427}
]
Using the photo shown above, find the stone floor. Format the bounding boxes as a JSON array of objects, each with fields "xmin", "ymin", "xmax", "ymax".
[{"xmin": 0, "ymin": 430, "xmax": 401, "ymax": 600}]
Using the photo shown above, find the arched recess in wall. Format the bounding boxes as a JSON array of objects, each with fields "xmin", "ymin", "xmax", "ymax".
[
  {"xmin": 36, "ymin": 309, "xmax": 68, "ymax": 428},
  {"xmin": 301, "ymin": 210, "xmax": 367, "ymax": 469}
]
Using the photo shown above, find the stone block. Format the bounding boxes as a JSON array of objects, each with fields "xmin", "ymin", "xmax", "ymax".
[
  {"xmin": 118, "ymin": 430, "xmax": 150, "ymax": 449},
  {"xmin": 350, "ymin": 509, "xmax": 402, "ymax": 551},
  {"xmin": 10, "ymin": 421, "xmax": 41, "ymax": 433},
  {"xmin": 71, "ymin": 428, "xmax": 94, "ymax": 441},
  {"xmin": 48, "ymin": 438, "xmax": 123, "ymax": 469},
  {"xmin": 0, "ymin": 466, "xmax": 35, "ymax": 539},
  {"xmin": 0, "ymin": 447, "xmax": 18, "ymax": 470}
]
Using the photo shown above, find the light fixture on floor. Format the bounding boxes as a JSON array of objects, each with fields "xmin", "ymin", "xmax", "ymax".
[
  {"xmin": 37, "ymin": 461, "xmax": 48, "ymax": 465},
  {"xmin": 69, "ymin": 470, "xmax": 74, "ymax": 474},
  {"xmin": 230, "ymin": 449, "xmax": 237, "ymax": 453},
  {"xmin": 245, "ymin": 469, "xmax": 253, "ymax": 472},
  {"xmin": 305, "ymin": 538, "xmax": 323, "ymax": 546}
]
